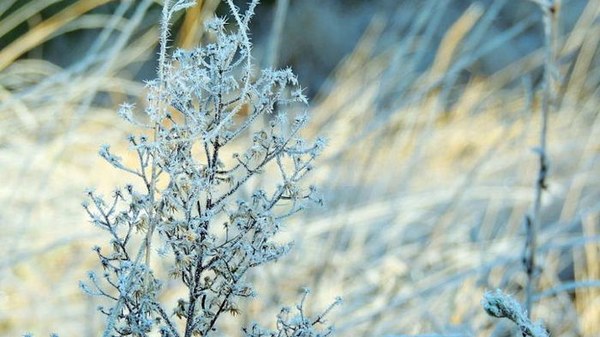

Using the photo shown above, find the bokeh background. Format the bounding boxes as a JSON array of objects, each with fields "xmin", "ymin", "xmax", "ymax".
[{"xmin": 1, "ymin": 0, "xmax": 599, "ymax": 336}]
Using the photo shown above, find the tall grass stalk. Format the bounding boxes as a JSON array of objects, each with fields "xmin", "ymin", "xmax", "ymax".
[{"xmin": 524, "ymin": 0, "xmax": 558, "ymax": 317}]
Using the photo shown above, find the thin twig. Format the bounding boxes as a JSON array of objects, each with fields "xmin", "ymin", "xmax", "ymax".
[{"xmin": 524, "ymin": 0, "xmax": 558, "ymax": 317}]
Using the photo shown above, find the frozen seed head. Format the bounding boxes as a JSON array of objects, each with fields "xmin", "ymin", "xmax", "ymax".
[
  {"xmin": 482, "ymin": 289, "xmax": 549, "ymax": 337},
  {"xmin": 117, "ymin": 102, "xmax": 135, "ymax": 123},
  {"xmin": 482, "ymin": 289, "xmax": 522, "ymax": 319},
  {"xmin": 205, "ymin": 16, "xmax": 228, "ymax": 32}
]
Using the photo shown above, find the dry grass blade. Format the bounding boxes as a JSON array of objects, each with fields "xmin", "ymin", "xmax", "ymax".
[
  {"xmin": 0, "ymin": 0, "xmax": 114, "ymax": 71},
  {"xmin": 0, "ymin": 0, "xmax": 64, "ymax": 38},
  {"xmin": 176, "ymin": 0, "xmax": 220, "ymax": 49},
  {"xmin": 429, "ymin": 3, "xmax": 483, "ymax": 79}
]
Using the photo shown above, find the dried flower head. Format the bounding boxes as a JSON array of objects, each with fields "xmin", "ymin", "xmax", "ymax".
[{"xmin": 482, "ymin": 289, "xmax": 549, "ymax": 337}]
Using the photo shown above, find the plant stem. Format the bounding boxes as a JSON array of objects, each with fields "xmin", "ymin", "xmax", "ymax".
[{"xmin": 525, "ymin": 0, "xmax": 558, "ymax": 317}]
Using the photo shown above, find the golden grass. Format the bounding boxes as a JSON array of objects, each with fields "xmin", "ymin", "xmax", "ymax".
[
  {"xmin": 0, "ymin": 1, "xmax": 598, "ymax": 336},
  {"xmin": 0, "ymin": 0, "xmax": 115, "ymax": 71}
]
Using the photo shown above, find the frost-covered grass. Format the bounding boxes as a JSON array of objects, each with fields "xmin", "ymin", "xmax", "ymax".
[{"xmin": 1, "ymin": 0, "xmax": 599, "ymax": 336}]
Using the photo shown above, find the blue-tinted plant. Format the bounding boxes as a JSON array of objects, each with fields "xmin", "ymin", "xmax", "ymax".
[
  {"xmin": 482, "ymin": 289, "xmax": 549, "ymax": 337},
  {"xmin": 80, "ymin": 1, "xmax": 337, "ymax": 336}
]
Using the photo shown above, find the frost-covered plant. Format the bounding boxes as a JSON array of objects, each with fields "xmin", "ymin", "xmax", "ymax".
[
  {"xmin": 244, "ymin": 289, "xmax": 342, "ymax": 337},
  {"xmin": 80, "ymin": 1, "xmax": 335, "ymax": 336},
  {"xmin": 482, "ymin": 289, "xmax": 549, "ymax": 337}
]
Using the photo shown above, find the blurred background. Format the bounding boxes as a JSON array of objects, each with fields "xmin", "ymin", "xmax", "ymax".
[{"xmin": 1, "ymin": 0, "xmax": 599, "ymax": 336}]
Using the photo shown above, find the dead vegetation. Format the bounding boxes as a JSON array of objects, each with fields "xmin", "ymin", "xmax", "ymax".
[{"xmin": 0, "ymin": 0, "xmax": 598, "ymax": 336}]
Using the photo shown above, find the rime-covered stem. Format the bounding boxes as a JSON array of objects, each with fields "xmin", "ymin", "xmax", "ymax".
[
  {"xmin": 207, "ymin": 0, "xmax": 255, "ymax": 140},
  {"xmin": 525, "ymin": 0, "xmax": 557, "ymax": 317},
  {"xmin": 145, "ymin": 0, "xmax": 174, "ymax": 267},
  {"xmin": 184, "ymin": 128, "xmax": 222, "ymax": 337}
]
